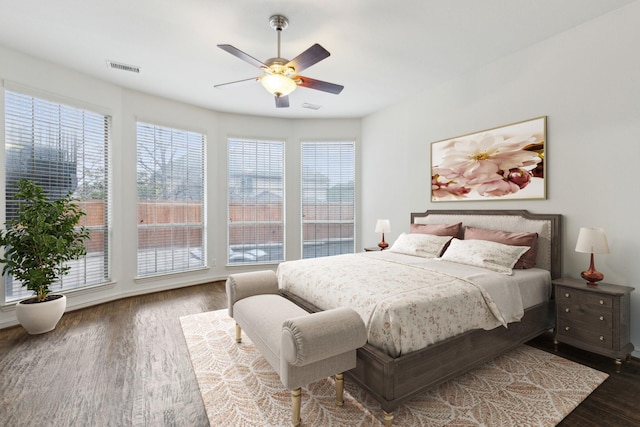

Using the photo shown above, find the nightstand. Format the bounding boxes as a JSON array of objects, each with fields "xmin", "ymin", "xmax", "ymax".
[
  {"xmin": 364, "ymin": 246, "xmax": 383, "ymax": 252},
  {"xmin": 553, "ymin": 277, "xmax": 634, "ymax": 372}
]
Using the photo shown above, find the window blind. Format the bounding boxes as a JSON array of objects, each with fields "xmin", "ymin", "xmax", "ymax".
[
  {"xmin": 4, "ymin": 90, "xmax": 111, "ymax": 301},
  {"xmin": 301, "ymin": 141, "xmax": 355, "ymax": 258},
  {"xmin": 136, "ymin": 122, "xmax": 206, "ymax": 276},
  {"xmin": 227, "ymin": 138, "xmax": 284, "ymax": 265}
]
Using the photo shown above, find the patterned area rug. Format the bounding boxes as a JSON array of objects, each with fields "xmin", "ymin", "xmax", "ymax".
[{"xmin": 180, "ymin": 309, "xmax": 608, "ymax": 427}]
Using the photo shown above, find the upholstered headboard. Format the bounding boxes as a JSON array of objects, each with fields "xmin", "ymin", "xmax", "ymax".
[{"xmin": 410, "ymin": 210, "xmax": 562, "ymax": 279}]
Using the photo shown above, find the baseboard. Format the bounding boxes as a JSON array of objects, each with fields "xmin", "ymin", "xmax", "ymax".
[{"xmin": 0, "ymin": 276, "xmax": 227, "ymax": 331}]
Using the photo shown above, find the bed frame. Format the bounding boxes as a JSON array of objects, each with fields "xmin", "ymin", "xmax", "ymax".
[{"xmin": 281, "ymin": 210, "xmax": 561, "ymax": 426}]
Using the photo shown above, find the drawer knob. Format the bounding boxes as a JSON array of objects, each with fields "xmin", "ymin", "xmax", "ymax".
[
  {"xmin": 564, "ymin": 292, "xmax": 570, "ymax": 298},
  {"xmin": 599, "ymin": 315, "xmax": 605, "ymax": 321},
  {"xmin": 565, "ymin": 308, "xmax": 570, "ymax": 313},
  {"xmin": 565, "ymin": 326, "xmax": 570, "ymax": 331},
  {"xmin": 599, "ymin": 336, "xmax": 605, "ymax": 341},
  {"xmin": 600, "ymin": 299, "xmax": 604, "ymax": 305}
]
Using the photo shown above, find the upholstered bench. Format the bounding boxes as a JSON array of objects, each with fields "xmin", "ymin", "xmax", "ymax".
[{"xmin": 226, "ymin": 270, "xmax": 367, "ymax": 427}]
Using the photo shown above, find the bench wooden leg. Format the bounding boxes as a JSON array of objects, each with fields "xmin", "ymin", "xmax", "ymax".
[
  {"xmin": 382, "ymin": 410, "xmax": 394, "ymax": 426},
  {"xmin": 291, "ymin": 387, "xmax": 301, "ymax": 427},
  {"xmin": 235, "ymin": 323, "xmax": 242, "ymax": 343},
  {"xmin": 335, "ymin": 373, "xmax": 344, "ymax": 406}
]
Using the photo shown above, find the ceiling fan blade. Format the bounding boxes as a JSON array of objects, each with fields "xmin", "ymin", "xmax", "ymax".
[
  {"xmin": 275, "ymin": 95, "xmax": 290, "ymax": 108},
  {"xmin": 217, "ymin": 44, "xmax": 266, "ymax": 68},
  {"xmin": 296, "ymin": 76, "xmax": 344, "ymax": 94},
  {"xmin": 214, "ymin": 77, "xmax": 260, "ymax": 89},
  {"xmin": 286, "ymin": 43, "xmax": 330, "ymax": 73}
]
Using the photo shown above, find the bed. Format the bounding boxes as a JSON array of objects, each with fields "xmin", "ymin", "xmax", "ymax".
[{"xmin": 278, "ymin": 210, "xmax": 561, "ymax": 426}]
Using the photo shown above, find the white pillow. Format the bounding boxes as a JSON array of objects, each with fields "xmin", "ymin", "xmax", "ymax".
[
  {"xmin": 439, "ymin": 238, "xmax": 530, "ymax": 274},
  {"xmin": 388, "ymin": 233, "xmax": 453, "ymax": 258}
]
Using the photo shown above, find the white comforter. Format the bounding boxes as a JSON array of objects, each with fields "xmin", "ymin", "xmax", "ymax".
[{"xmin": 276, "ymin": 251, "xmax": 526, "ymax": 357}]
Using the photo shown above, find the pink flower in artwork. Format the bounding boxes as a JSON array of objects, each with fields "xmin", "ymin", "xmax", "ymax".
[
  {"xmin": 432, "ymin": 168, "xmax": 471, "ymax": 199},
  {"xmin": 477, "ymin": 179, "xmax": 521, "ymax": 197},
  {"xmin": 439, "ymin": 134, "xmax": 540, "ymax": 183},
  {"xmin": 507, "ymin": 168, "xmax": 532, "ymax": 189},
  {"xmin": 432, "ymin": 177, "xmax": 471, "ymax": 199}
]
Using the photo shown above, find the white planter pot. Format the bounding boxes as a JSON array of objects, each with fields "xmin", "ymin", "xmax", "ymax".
[{"xmin": 16, "ymin": 294, "xmax": 67, "ymax": 334}]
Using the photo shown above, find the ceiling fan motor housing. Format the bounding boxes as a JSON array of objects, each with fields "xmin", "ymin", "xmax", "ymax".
[{"xmin": 265, "ymin": 58, "xmax": 296, "ymax": 77}]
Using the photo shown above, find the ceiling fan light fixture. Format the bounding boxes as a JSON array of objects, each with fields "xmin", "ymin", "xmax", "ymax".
[{"xmin": 260, "ymin": 74, "xmax": 297, "ymax": 97}]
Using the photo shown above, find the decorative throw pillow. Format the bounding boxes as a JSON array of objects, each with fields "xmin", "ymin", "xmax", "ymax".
[
  {"xmin": 464, "ymin": 226, "xmax": 538, "ymax": 269},
  {"xmin": 439, "ymin": 238, "xmax": 530, "ymax": 274},
  {"xmin": 389, "ymin": 233, "xmax": 454, "ymax": 258},
  {"xmin": 410, "ymin": 222, "xmax": 462, "ymax": 238}
]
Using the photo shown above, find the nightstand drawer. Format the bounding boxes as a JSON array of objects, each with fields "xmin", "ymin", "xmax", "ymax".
[
  {"xmin": 556, "ymin": 303, "xmax": 613, "ymax": 329},
  {"xmin": 556, "ymin": 286, "xmax": 613, "ymax": 309},
  {"xmin": 556, "ymin": 320, "xmax": 614, "ymax": 351}
]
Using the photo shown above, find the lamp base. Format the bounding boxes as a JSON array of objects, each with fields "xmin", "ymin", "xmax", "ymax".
[
  {"xmin": 581, "ymin": 269, "xmax": 604, "ymax": 287},
  {"xmin": 378, "ymin": 232, "xmax": 389, "ymax": 250},
  {"xmin": 581, "ymin": 252, "xmax": 604, "ymax": 286}
]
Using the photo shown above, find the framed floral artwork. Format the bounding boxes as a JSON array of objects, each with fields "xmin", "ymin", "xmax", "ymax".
[{"xmin": 431, "ymin": 116, "xmax": 546, "ymax": 202}]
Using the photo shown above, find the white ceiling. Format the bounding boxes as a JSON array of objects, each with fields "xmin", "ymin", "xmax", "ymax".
[{"xmin": 0, "ymin": 0, "xmax": 634, "ymax": 119}]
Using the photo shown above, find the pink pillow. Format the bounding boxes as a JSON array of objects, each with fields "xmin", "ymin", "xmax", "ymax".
[
  {"xmin": 410, "ymin": 222, "xmax": 462, "ymax": 238},
  {"xmin": 463, "ymin": 226, "xmax": 538, "ymax": 269}
]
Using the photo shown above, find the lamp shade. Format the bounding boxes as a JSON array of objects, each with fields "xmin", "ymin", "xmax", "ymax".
[
  {"xmin": 375, "ymin": 219, "xmax": 391, "ymax": 234},
  {"xmin": 260, "ymin": 74, "xmax": 297, "ymax": 97},
  {"xmin": 575, "ymin": 227, "xmax": 609, "ymax": 254}
]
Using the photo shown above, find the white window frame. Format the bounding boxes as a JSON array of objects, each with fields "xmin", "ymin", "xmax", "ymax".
[
  {"xmin": 227, "ymin": 138, "xmax": 285, "ymax": 265},
  {"xmin": 301, "ymin": 140, "xmax": 356, "ymax": 259},
  {"xmin": 136, "ymin": 122, "xmax": 206, "ymax": 277},
  {"xmin": 3, "ymin": 89, "xmax": 111, "ymax": 301}
]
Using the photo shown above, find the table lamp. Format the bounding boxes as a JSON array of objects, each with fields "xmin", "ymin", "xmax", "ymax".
[{"xmin": 575, "ymin": 227, "xmax": 609, "ymax": 286}]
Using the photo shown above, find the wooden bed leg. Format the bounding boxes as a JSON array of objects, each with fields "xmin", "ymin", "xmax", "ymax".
[
  {"xmin": 382, "ymin": 410, "xmax": 394, "ymax": 426},
  {"xmin": 235, "ymin": 323, "xmax": 242, "ymax": 343},
  {"xmin": 335, "ymin": 373, "xmax": 344, "ymax": 406},
  {"xmin": 291, "ymin": 387, "xmax": 302, "ymax": 427}
]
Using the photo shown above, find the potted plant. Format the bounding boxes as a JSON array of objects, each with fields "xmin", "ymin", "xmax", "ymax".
[{"xmin": 0, "ymin": 179, "xmax": 89, "ymax": 334}]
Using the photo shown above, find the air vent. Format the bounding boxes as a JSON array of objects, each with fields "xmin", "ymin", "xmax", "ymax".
[
  {"xmin": 302, "ymin": 103, "xmax": 322, "ymax": 110},
  {"xmin": 106, "ymin": 60, "xmax": 141, "ymax": 73}
]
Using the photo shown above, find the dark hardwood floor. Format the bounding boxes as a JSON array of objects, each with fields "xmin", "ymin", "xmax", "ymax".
[
  {"xmin": 1, "ymin": 281, "xmax": 638, "ymax": 426},
  {"xmin": 0, "ymin": 282, "xmax": 227, "ymax": 427},
  {"xmin": 527, "ymin": 332, "xmax": 640, "ymax": 427}
]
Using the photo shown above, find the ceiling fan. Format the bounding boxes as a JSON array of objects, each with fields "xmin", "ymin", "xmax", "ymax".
[{"xmin": 214, "ymin": 15, "xmax": 344, "ymax": 108}]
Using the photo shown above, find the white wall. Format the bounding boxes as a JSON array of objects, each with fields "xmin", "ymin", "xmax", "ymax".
[
  {"xmin": 0, "ymin": 46, "xmax": 361, "ymax": 328},
  {"xmin": 361, "ymin": 2, "xmax": 640, "ymax": 356}
]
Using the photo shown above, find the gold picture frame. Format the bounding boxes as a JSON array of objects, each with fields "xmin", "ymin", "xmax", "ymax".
[{"xmin": 431, "ymin": 116, "xmax": 546, "ymax": 202}]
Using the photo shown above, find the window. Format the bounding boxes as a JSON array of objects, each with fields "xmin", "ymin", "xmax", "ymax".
[
  {"xmin": 228, "ymin": 138, "xmax": 284, "ymax": 265},
  {"xmin": 301, "ymin": 141, "xmax": 355, "ymax": 258},
  {"xmin": 4, "ymin": 90, "xmax": 111, "ymax": 301},
  {"xmin": 136, "ymin": 123, "xmax": 206, "ymax": 276}
]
